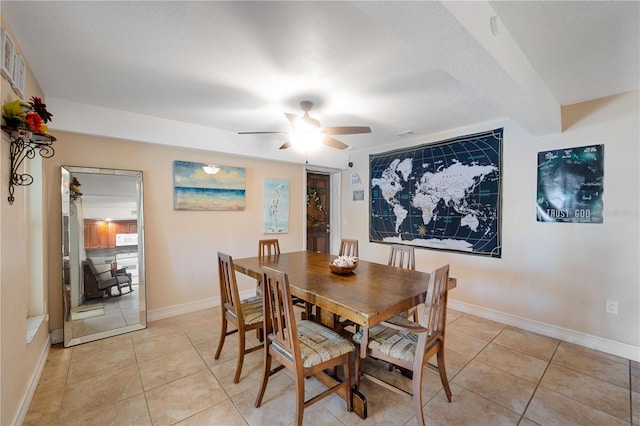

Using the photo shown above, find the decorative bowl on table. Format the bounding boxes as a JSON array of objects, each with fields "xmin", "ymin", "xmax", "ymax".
[{"xmin": 329, "ymin": 256, "xmax": 358, "ymax": 275}]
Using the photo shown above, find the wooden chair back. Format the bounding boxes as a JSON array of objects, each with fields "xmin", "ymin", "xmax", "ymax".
[
  {"xmin": 217, "ymin": 252, "xmax": 243, "ymax": 320},
  {"xmin": 259, "ymin": 239, "xmax": 281, "ymax": 258},
  {"xmin": 422, "ymin": 263, "xmax": 449, "ymax": 339},
  {"xmin": 334, "ymin": 239, "xmax": 360, "ymax": 331},
  {"xmin": 387, "ymin": 244, "xmax": 415, "ymax": 270},
  {"xmin": 339, "ymin": 239, "xmax": 358, "ymax": 257},
  {"xmin": 388, "ymin": 244, "xmax": 417, "ymax": 321},
  {"xmin": 260, "ymin": 267, "xmax": 299, "ymax": 368},
  {"xmin": 215, "ymin": 252, "xmax": 264, "ymax": 383}
]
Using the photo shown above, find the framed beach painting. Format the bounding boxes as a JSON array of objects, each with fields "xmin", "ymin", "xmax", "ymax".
[
  {"xmin": 263, "ymin": 178, "xmax": 289, "ymax": 234},
  {"xmin": 173, "ymin": 160, "xmax": 246, "ymax": 211}
]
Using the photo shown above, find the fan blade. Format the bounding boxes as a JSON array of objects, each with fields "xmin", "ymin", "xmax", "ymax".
[
  {"xmin": 284, "ymin": 113, "xmax": 298, "ymax": 124},
  {"xmin": 323, "ymin": 126, "xmax": 371, "ymax": 135},
  {"xmin": 302, "ymin": 115, "xmax": 321, "ymax": 128},
  {"xmin": 238, "ymin": 131, "xmax": 288, "ymax": 135},
  {"xmin": 279, "ymin": 141, "xmax": 292, "ymax": 150},
  {"xmin": 322, "ymin": 136, "xmax": 349, "ymax": 150}
]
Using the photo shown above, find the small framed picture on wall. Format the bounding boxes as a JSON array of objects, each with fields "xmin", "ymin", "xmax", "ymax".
[{"xmin": 1, "ymin": 29, "xmax": 15, "ymax": 81}]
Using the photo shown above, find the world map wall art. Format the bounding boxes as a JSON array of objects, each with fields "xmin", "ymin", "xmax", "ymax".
[{"xmin": 369, "ymin": 128, "xmax": 503, "ymax": 257}]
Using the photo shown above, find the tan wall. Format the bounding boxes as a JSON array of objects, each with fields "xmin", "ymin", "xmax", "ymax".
[
  {"xmin": 44, "ymin": 133, "xmax": 305, "ymax": 330},
  {"xmin": 341, "ymin": 91, "xmax": 640, "ymax": 352},
  {"xmin": 1, "ymin": 16, "xmax": 51, "ymax": 426}
]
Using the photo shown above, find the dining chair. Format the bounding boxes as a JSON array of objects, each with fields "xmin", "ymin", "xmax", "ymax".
[
  {"xmin": 258, "ymin": 238, "xmax": 280, "ymax": 258},
  {"xmin": 333, "ymin": 239, "xmax": 361, "ymax": 333},
  {"xmin": 339, "ymin": 238, "xmax": 359, "ymax": 257},
  {"xmin": 353, "ymin": 264, "xmax": 452, "ymax": 426},
  {"xmin": 257, "ymin": 239, "xmax": 281, "ymax": 295},
  {"xmin": 388, "ymin": 244, "xmax": 418, "ymax": 322},
  {"xmin": 258, "ymin": 238, "xmax": 312, "ymax": 320},
  {"xmin": 388, "ymin": 244, "xmax": 415, "ymax": 270},
  {"xmin": 255, "ymin": 266, "xmax": 355, "ymax": 426},
  {"xmin": 215, "ymin": 252, "xmax": 264, "ymax": 383}
]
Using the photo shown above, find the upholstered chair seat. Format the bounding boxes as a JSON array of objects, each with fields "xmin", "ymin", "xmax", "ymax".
[
  {"xmin": 353, "ymin": 315, "xmax": 426, "ymax": 363},
  {"xmin": 297, "ymin": 320, "xmax": 355, "ymax": 368},
  {"xmin": 239, "ymin": 296, "xmax": 264, "ymax": 325}
]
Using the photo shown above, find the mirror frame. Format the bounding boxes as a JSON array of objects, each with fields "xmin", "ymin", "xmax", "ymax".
[{"xmin": 61, "ymin": 165, "xmax": 146, "ymax": 347}]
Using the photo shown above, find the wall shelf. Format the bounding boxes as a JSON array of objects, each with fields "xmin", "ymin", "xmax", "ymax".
[{"xmin": 2, "ymin": 125, "xmax": 56, "ymax": 204}]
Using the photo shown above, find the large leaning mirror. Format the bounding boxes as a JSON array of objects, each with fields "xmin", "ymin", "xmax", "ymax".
[{"xmin": 61, "ymin": 166, "xmax": 146, "ymax": 347}]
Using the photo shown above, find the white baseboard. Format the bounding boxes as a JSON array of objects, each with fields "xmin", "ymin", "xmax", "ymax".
[
  {"xmin": 148, "ymin": 296, "xmax": 221, "ymax": 322},
  {"xmin": 147, "ymin": 296, "xmax": 639, "ymax": 361},
  {"xmin": 51, "ymin": 328, "xmax": 63, "ymax": 344},
  {"xmin": 51, "ymin": 294, "xmax": 639, "ymax": 362},
  {"xmin": 13, "ymin": 334, "xmax": 51, "ymax": 426},
  {"xmin": 51, "ymin": 290, "xmax": 249, "ymax": 339},
  {"xmin": 147, "ymin": 289, "xmax": 255, "ymax": 322},
  {"xmin": 449, "ymin": 299, "xmax": 640, "ymax": 362}
]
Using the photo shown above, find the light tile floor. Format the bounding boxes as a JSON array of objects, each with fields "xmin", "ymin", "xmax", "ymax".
[
  {"xmin": 69, "ymin": 285, "xmax": 140, "ymax": 339},
  {"xmin": 25, "ymin": 307, "xmax": 639, "ymax": 425}
]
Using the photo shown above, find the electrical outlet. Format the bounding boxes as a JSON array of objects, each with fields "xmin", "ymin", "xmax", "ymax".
[{"xmin": 605, "ymin": 300, "xmax": 619, "ymax": 315}]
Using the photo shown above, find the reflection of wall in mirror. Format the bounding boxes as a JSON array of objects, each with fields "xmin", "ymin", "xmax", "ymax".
[{"xmin": 69, "ymin": 200, "xmax": 85, "ymax": 307}]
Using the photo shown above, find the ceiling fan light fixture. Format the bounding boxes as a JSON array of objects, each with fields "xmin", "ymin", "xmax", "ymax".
[
  {"xmin": 292, "ymin": 116, "xmax": 319, "ymax": 131},
  {"xmin": 238, "ymin": 100, "xmax": 370, "ymax": 151},
  {"xmin": 290, "ymin": 127, "xmax": 322, "ymax": 151},
  {"xmin": 203, "ymin": 164, "xmax": 220, "ymax": 174}
]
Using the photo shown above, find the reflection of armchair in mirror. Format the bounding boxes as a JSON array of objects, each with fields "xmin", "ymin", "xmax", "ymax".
[
  {"xmin": 85, "ymin": 257, "xmax": 133, "ymax": 297},
  {"xmin": 112, "ymin": 267, "xmax": 134, "ymax": 293},
  {"xmin": 61, "ymin": 166, "xmax": 146, "ymax": 347}
]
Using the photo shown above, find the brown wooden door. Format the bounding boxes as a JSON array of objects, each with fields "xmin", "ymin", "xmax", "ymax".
[{"xmin": 307, "ymin": 173, "xmax": 330, "ymax": 253}]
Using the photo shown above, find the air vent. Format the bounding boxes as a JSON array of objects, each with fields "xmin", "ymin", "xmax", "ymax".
[{"xmin": 396, "ymin": 130, "xmax": 415, "ymax": 137}]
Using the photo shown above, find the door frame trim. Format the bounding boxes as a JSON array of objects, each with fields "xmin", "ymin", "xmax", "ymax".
[{"xmin": 304, "ymin": 166, "xmax": 341, "ymax": 255}]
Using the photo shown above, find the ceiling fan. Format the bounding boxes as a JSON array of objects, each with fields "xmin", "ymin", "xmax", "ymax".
[{"xmin": 238, "ymin": 101, "xmax": 371, "ymax": 150}]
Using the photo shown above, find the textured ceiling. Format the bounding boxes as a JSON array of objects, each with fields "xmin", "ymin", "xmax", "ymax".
[
  {"xmin": 489, "ymin": 1, "xmax": 639, "ymax": 105},
  {"xmin": 2, "ymin": 1, "xmax": 638, "ymax": 163}
]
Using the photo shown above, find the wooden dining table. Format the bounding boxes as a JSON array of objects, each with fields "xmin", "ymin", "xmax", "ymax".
[{"xmin": 232, "ymin": 250, "xmax": 457, "ymax": 419}]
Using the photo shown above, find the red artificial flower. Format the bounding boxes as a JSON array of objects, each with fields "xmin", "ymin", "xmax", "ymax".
[
  {"xmin": 26, "ymin": 112, "xmax": 43, "ymax": 132},
  {"xmin": 29, "ymin": 96, "xmax": 53, "ymax": 123}
]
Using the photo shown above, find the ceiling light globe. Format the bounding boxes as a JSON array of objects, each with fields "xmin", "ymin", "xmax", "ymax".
[{"xmin": 203, "ymin": 164, "xmax": 220, "ymax": 174}]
